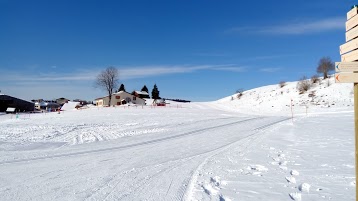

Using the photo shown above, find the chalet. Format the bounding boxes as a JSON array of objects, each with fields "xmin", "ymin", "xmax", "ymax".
[
  {"xmin": 95, "ymin": 91, "xmax": 146, "ymax": 106},
  {"xmin": 132, "ymin": 91, "xmax": 150, "ymax": 99},
  {"xmin": 0, "ymin": 94, "xmax": 34, "ymax": 112}
]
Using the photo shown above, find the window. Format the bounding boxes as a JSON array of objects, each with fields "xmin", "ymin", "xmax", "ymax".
[
  {"xmin": 116, "ymin": 96, "xmax": 120, "ymax": 99},
  {"xmin": 133, "ymin": 96, "xmax": 136, "ymax": 100},
  {"xmin": 117, "ymin": 102, "xmax": 121, "ymax": 105}
]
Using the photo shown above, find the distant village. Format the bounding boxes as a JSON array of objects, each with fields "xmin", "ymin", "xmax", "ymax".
[{"xmin": 0, "ymin": 84, "xmax": 190, "ymax": 113}]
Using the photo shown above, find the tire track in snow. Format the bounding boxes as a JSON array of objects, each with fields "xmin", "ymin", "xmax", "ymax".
[{"xmin": 0, "ymin": 117, "xmax": 264, "ymax": 165}]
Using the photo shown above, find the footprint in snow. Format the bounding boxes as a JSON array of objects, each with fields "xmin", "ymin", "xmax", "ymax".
[
  {"xmin": 249, "ymin": 165, "xmax": 268, "ymax": 172},
  {"xmin": 279, "ymin": 161, "xmax": 287, "ymax": 166},
  {"xmin": 285, "ymin": 176, "xmax": 296, "ymax": 184},
  {"xmin": 272, "ymin": 157, "xmax": 281, "ymax": 162},
  {"xmin": 289, "ymin": 192, "xmax": 302, "ymax": 201},
  {"xmin": 290, "ymin": 170, "xmax": 299, "ymax": 176},
  {"xmin": 278, "ymin": 153, "xmax": 285, "ymax": 158},
  {"xmin": 210, "ymin": 176, "xmax": 221, "ymax": 187},
  {"xmin": 219, "ymin": 194, "xmax": 232, "ymax": 201},
  {"xmin": 202, "ymin": 183, "xmax": 219, "ymax": 196},
  {"xmin": 298, "ymin": 183, "xmax": 311, "ymax": 193},
  {"xmin": 271, "ymin": 161, "xmax": 280, "ymax": 166}
]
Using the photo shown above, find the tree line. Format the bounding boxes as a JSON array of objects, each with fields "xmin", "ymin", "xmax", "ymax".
[{"xmin": 115, "ymin": 83, "xmax": 160, "ymax": 99}]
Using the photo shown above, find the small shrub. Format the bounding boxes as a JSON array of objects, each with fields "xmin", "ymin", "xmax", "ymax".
[
  {"xmin": 308, "ymin": 90, "xmax": 316, "ymax": 98},
  {"xmin": 297, "ymin": 76, "xmax": 312, "ymax": 94},
  {"xmin": 311, "ymin": 75, "xmax": 320, "ymax": 83},
  {"xmin": 236, "ymin": 88, "xmax": 244, "ymax": 99},
  {"xmin": 279, "ymin": 81, "xmax": 286, "ymax": 88}
]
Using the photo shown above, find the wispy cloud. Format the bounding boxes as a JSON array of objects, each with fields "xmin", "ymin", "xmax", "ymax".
[
  {"xmin": 120, "ymin": 65, "xmax": 213, "ymax": 79},
  {"xmin": 227, "ymin": 17, "xmax": 345, "ymax": 35},
  {"xmin": 249, "ymin": 54, "xmax": 299, "ymax": 60},
  {"xmin": 121, "ymin": 65, "xmax": 248, "ymax": 79},
  {"xmin": 212, "ymin": 66, "xmax": 247, "ymax": 72},
  {"xmin": 194, "ymin": 53, "xmax": 230, "ymax": 57},
  {"xmin": 259, "ymin": 67, "xmax": 281, "ymax": 73},
  {"xmin": 0, "ymin": 70, "xmax": 99, "ymax": 82},
  {"xmin": 0, "ymin": 64, "xmax": 247, "ymax": 83}
]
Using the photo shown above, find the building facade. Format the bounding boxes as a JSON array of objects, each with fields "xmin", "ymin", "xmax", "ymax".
[
  {"xmin": 0, "ymin": 95, "xmax": 34, "ymax": 112},
  {"xmin": 95, "ymin": 91, "xmax": 146, "ymax": 106}
]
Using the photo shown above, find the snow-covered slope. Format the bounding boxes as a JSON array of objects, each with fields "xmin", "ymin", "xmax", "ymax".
[
  {"xmin": 214, "ymin": 76, "xmax": 353, "ymax": 115},
  {"xmin": 0, "ymin": 76, "xmax": 355, "ymax": 201}
]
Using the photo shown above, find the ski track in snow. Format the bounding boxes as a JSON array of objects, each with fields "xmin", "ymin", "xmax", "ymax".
[{"xmin": 0, "ymin": 106, "xmax": 293, "ymax": 201}]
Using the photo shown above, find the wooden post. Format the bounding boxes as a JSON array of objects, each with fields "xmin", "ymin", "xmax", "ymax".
[
  {"xmin": 290, "ymin": 99, "xmax": 294, "ymax": 123},
  {"xmin": 306, "ymin": 105, "xmax": 308, "ymax": 116},
  {"xmin": 355, "ymin": 83, "xmax": 358, "ymax": 200}
]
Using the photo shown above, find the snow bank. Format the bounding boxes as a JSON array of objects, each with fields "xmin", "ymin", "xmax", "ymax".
[{"xmin": 61, "ymin": 101, "xmax": 81, "ymax": 111}]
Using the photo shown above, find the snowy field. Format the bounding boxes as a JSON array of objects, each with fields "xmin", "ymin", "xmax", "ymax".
[{"xmin": 0, "ymin": 77, "xmax": 355, "ymax": 200}]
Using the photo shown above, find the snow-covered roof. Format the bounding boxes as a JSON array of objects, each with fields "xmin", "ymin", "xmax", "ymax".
[
  {"xmin": 113, "ymin": 91, "xmax": 132, "ymax": 96},
  {"xmin": 135, "ymin": 91, "xmax": 149, "ymax": 95}
]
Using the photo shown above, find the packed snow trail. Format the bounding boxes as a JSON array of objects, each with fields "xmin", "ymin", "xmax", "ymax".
[
  {"xmin": 188, "ymin": 111, "xmax": 355, "ymax": 201},
  {"xmin": 0, "ymin": 105, "xmax": 289, "ymax": 201}
]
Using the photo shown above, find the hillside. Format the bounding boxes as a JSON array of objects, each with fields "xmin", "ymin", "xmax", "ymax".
[{"xmin": 214, "ymin": 76, "xmax": 353, "ymax": 115}]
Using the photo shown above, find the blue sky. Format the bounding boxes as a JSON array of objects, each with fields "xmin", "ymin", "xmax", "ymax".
[{"xmin": 0, "ymin": 0, "xmax": 354, "ymax": 101}]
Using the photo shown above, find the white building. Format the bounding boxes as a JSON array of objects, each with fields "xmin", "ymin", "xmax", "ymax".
[{"xmin": 95, "ymin": 91, "xmax": 146, "ymax": 106}]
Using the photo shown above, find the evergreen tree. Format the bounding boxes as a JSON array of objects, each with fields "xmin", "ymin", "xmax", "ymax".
[
  {"xmin": 118, "ymin": 84, "xmax": 126, "ymax": 92},
  {"xmin": 141, "ymin": 85, "xmax": 149, "ymax": 93},
  {"xmin": 151, "ymin": 84, "xmax": 160, "ymax": 99}
]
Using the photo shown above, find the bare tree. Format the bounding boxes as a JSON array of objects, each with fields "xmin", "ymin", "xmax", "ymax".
[
  {"xmin": 317, "ymin": 57, "xmax": 334, "ymax": 79},
  {"xmin": 95, "ymin": 66, "xmax": 119, "ymax": 106}
]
